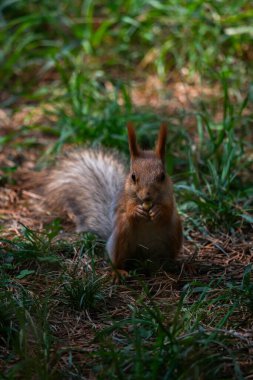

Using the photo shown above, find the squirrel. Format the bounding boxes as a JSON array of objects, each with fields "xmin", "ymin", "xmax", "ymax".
[{"xmin": 45, "ymin": 124, "xmax": 183, "ymax": 275}]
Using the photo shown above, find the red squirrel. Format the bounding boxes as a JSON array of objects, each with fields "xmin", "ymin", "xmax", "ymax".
[
  {"xmin": 106, "ymin": 124, "xmax": 183, "ymax": 273},
  {"xmin": 45, "ymin": 124, "xmax": 183, "ymax": 274}
]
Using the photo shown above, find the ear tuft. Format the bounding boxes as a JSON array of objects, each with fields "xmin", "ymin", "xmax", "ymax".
[
  {"xmin": 127, "ymin": 123, "xmax": 139, "ymax": 158},
  {"xmin": 155, "ymin": 123, "xmax": 167, "ymax": 163}
]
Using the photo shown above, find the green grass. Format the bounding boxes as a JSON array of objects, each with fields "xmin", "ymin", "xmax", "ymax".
[
  {"xmin": 92, "ymin": 267, "xmax": 253, "ymax": 379},
  {"xmin": 0, "ymin": 223, "xmax": 62, "ymax": 275},
  {"xmin": 177, "ymin": 81, "xmax": 253, "ymax": 231},
  {"xmin": 1, "ymin": 0, "xmax": 252, "ymax": 109},
  {"xmin": 63, "ymin": 273, "xmax": 106, "ymax": 311},
  {"xmin": 1, "ymin": 248, "xmax": 252, "ymax": 379},
  {"xmin": 0, "ymin": 1, "xmax": 253, "ymax": 379}
]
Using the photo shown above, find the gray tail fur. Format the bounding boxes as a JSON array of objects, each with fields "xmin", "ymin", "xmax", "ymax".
[{"xmin": 45, "ymin": 149, "xmax": 126, "ymax": 240}]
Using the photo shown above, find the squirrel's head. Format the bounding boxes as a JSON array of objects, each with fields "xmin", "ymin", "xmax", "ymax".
[{"xmin": 126, "ymin": 123, "xmax": 173, "ymax": 205}]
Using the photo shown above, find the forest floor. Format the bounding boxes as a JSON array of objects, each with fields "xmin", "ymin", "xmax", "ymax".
[
  {"xmin": 1, "ymin": 2, "xmax": 253, "ymax": 378},
  {"xmin": 1, "ymin": 75, "xmax": 253, "ymax": 379}
]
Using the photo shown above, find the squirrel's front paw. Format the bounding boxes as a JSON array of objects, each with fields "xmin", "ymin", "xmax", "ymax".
[
  {"xmin": 134, "ymin": 205, "xmax": 149, "ymax": 219},
  {"xmin": 149, "ymin": 204, "xmax": 161, "ymax": 221}
]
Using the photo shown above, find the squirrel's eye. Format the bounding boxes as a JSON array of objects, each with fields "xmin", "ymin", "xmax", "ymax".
[
  {"xmin": 159, "ymin": 172, "xmax": 166, "ymax": 182},
  {"xmin": 131, "ymin": 173, "xmax": 136, "ymax": 183}
]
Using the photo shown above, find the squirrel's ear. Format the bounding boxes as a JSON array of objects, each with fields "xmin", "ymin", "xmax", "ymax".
[
  {"xmin": 127, "ymin": 122, "xmax": 139, "ymax": 158},
  {"xmin": 155, "ymin": 123, "xmax": 167, "ymax": 163}
]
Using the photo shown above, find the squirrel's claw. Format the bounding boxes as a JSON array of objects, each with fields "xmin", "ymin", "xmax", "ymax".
[
  {"xmin": 149, "ymin": 204, "xmax": 161, "ymax": 221},
  {"xmin": 111, "ymin": 269, "xmax": 129, "ymax": 284}
]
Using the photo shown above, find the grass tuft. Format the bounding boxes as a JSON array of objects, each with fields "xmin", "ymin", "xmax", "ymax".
[{"xmin": 63, "ymin": 273, "xmax": 106, "ymax": 312}]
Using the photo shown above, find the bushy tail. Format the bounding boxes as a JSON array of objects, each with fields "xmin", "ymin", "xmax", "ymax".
[{"xmin": 45, "ymin": 149, "xmax": 126, "ymax": 240}]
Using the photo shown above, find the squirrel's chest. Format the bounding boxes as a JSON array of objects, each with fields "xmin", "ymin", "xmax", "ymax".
[{"xmin": 134, "ymin": 222, "xmax": 167, "ymax": 255}]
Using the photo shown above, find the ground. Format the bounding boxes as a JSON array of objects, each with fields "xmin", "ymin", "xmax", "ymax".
[{"xmin": 0, "ymin": 79, "xmax": 252, "ymax": 379}]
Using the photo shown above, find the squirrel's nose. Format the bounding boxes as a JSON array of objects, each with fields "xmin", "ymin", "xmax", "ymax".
[
  {"xmin": 142, "ymin": 195, "xmax": 152, "ymax": 202},
  {"xmin": 138, "ymin": 189, "xmax": 152, "ymax": 203}
]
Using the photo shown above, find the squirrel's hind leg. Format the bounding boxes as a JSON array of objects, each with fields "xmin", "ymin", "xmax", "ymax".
[
  {"xmin": 106, "ymin": 227, "xmax": 132, "ymax": 283},
  {"xmin": 106, "ymin": 219, "xmax": 135, "ymax": 271}
]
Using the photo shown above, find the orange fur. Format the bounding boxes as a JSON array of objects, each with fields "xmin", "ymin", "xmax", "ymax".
[
  {"xmin": 127, "ymin": 122, "xmax": 139, "ymax": 158},
  {"xmin": 155, "ymin": 123, "xmax": 167, "ymax": 163},
  {"xmin": 43, "ymin": 125, "xmax": 183, "ymax": 273},
  {"xmin": 107, "ymin": 124, "xmax": 183, "ymax": 271}
]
